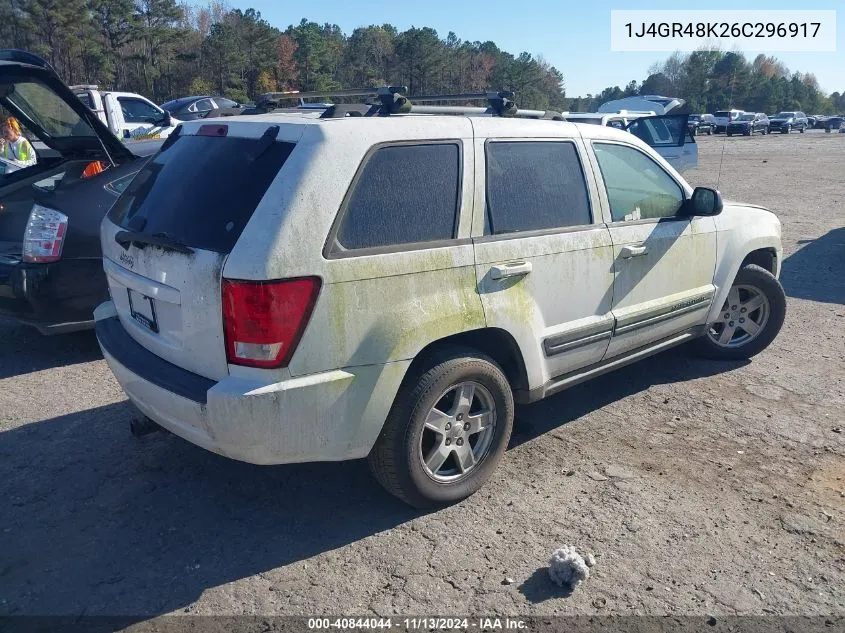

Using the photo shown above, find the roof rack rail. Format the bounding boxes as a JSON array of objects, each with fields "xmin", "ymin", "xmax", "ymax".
[
  {"xmin": 318, "ymin": 104, "xmax": 374, "ymax": 118},
  {"xmin": 253, "ymin": 85, "xmax": 565, "ymax": 121}
]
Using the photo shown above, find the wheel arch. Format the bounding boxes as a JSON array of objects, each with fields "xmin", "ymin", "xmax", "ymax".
[
  {"xmin": 404, "ymin": 327, "xmax": 530, "ymax": 395},
  {"xmin": 709, "ymin": 241, "xmax": 782, "ymax": 324},
  {"xmin": 741, "ymin": 248, "xmax": 777, "ymax": 276}
]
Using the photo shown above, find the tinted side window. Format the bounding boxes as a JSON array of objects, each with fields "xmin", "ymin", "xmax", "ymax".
[
  {"xmin": 593, "ymin": 142, "xmax": 684, "ymax": 222},
  {"xmin": 335, "ymin": 143, "xmax": 460, "ymax": 251},
  {"xmin": 485, "ymin": 141, "xmax": 591, "ymax": 235}
]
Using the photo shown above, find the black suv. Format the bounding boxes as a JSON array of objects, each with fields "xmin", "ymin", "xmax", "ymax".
[
  {"xmin": 0, "ymin": 50, "xmax": 162, "ymax": 334},
  {"xmin": 727, "ymin": 112, "xmax": 770, "ymax": 136},
  {"xmin": 768, "ymin": 111, "xmax": 809, "ymax": 134},
  {"xmin": 688, "ymin": 114, "xmax": 715, "ymax": 136}
]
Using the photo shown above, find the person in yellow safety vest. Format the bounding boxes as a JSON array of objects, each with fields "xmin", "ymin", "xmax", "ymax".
[{"xmin": 1, "ymin": 116, "xmax": 37, "ymax": 167}]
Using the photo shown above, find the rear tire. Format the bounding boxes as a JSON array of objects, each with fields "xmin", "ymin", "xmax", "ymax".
[
  {"xmin": 799, "ymin": 126, "xmax": 805, "ymax": 133},
  {"xmin": 368, "ymin": 347, "xmax": 514, "ymax": 508},
  {"xmin": 692, "ymin": 265, "xmax": 786, "ymax": 361}
]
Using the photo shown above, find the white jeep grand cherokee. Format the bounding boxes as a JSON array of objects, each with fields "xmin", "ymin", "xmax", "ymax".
[{"xmin": 95, "ymin": 107, "xmax": 785, "ymax": 508}]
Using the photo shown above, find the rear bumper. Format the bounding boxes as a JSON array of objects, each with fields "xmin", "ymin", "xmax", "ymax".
[
  {"xmin": 0, "ymin": 257, "xmax": 107, "ymax": 333},
  {"xmin": 95, "ymin": 304, "xmax": 406, "ymax": 465}
]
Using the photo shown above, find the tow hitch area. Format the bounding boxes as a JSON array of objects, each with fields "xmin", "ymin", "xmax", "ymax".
[{"xmin": 129, "ymin": 416, "xmax": 165, "ymax": 438}]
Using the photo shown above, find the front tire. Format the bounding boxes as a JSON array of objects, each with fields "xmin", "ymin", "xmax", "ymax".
[
  {"xmin": 368, "ymin": 348, "xmax": 514, "ymax": 508},
  {"xmin": 693, "ymin": 264, "xmax": 786, "ymax": 361}
]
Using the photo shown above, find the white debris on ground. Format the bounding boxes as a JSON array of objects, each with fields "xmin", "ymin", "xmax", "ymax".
[{"xmin": 548, "ymin": 546, "xmax": 595, "ymax": 590}]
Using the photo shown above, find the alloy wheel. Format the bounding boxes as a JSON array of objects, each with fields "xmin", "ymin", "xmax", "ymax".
[
  {"xmin": 707, "ymin": 284, "xmax": 771, "ymax": 348},
  {"xmin": 419, "ymin": 381, "xmax": 497, "ymax": 483}
]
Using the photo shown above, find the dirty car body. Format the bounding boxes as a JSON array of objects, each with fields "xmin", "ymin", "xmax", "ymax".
[{"xmin": 95, "ymin": 108, "xmax": 785, "ymax": 508}]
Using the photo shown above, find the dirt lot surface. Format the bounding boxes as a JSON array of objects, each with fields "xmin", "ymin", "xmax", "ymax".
[{"xmin": 0, "ymin": 131, "xmax": 843, "ymax": 622}]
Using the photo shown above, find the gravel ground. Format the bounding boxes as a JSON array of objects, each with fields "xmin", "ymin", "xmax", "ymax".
[{"xmin": 0, "ymin": 130, "xmax": 843, "ymax": 622}]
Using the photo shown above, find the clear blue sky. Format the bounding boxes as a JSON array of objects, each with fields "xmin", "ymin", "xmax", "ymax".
[{"xmin": 230, "ymin": 0, "xmax": 843, "ymax": 96}]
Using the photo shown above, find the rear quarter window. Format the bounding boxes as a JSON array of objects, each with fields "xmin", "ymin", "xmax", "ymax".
[{"xmin": 330, "ymin": 142, "xmax": 461, "ymax": 253}]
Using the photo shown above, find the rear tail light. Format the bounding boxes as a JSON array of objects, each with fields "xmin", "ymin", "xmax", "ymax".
[
  {"xmin": 222, "ymin": 277, "xmax": 321, "ymax": 369},
  {"xmin": 23, "ymin": 204, "xmax": 68, "ymax": 263}
]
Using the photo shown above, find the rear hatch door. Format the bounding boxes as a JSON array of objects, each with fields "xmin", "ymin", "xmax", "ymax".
[
  {"xmin": 0, "ymin": 54, "xmax": 133, "ymax": 163},
  {"xmin": 0, "ymin": 51, "xmax": 136, "ymax": 246},
  {"xmin": 625, "ymin": 113, "xmax": 698, "ymax": 172},
  {"xmin": 100, "ymin": 122, "xmax": 296, "ymax": 381}
]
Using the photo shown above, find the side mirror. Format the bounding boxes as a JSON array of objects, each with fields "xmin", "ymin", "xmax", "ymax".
[
  {"xmin": 684, "ymin": 186, "xmax": 723, "ymax": 216},
  {"xmin": 158, "ymin": 111, "xmax": 172, "ymax": 127}
]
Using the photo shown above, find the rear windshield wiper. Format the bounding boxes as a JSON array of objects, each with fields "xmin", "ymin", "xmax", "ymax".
[{"xmin": 115, "ymin": 230, "xmax": 194, "ymax": 255}]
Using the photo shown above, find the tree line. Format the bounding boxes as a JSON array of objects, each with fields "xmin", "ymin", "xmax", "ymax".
[
  {"xmin": 577, "ymin": 50, "xmax": 844, "ymax": 115},
  {"xmin": 0, "ymin": 0, "xmax": 566, "ymax": 110},
  {"xmin": 0, "ymin": 0, "xmax": 841, "ymax": 115}
]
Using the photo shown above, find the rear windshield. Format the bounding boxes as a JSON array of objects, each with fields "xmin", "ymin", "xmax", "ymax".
[
  {"xmin": 714, "ymin": 111, "xmax": 731, "ymax": 117},
  {"xmin": 107, "ymin": 133, "xmax": 295, "ymax": 253}
]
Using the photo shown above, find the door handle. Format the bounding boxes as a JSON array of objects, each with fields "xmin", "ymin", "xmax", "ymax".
[
  {"xmin": 490, "ymin": 261, "xmax": 533, "ymax": 280},
  {"xmin": 620, "ymin": 245, "xmax": 648, "ymax": 259}
]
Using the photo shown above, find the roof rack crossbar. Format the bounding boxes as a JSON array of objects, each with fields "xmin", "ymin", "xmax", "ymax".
[
  {"xmin": 408, "ymin": 91, "xmax": 514, "ymax": 103},
  {"xmin": 407, "ymin": 91, "xmax": 517, "ymax": 117},
  {"xmin": 259, "ymin": 86, "xmax": 408, "ymax": 102}
]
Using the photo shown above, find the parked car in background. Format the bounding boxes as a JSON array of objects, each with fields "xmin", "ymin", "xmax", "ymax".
[
  {"xmin": 713, "ymin": 109, "xmax": 743, "ymax": 133},
  {"xmin": 768, "ymin": 111, "xmax": 809, "ymax": 134},
  {"xmin": 72, "ymin": 84, "xmax": 179, "ymax": 141},
  {"xmin": 824, "ymin": 116, "xmax": 844, "ymax": 132},
  {"xmin": 727, "ymin": 113, "xmax": 769, "ymax": 136},
  {"xmin": 688, "ymin": 114, "xmax": 715, "ymax": 135},
  {"xmin": 812, "ymin": 115, "xmax": 830, "ymax": 129},
  {"xmin": 94, "ymin": 88, "xmax": 785, "ymax": 508},
  {"xmin": 0, "ymin": 49, "xmax": 161, "ymax": 334},
  {"xmin": 161, "ymin": 95, "xmax": 243, "ymax": 121}
]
